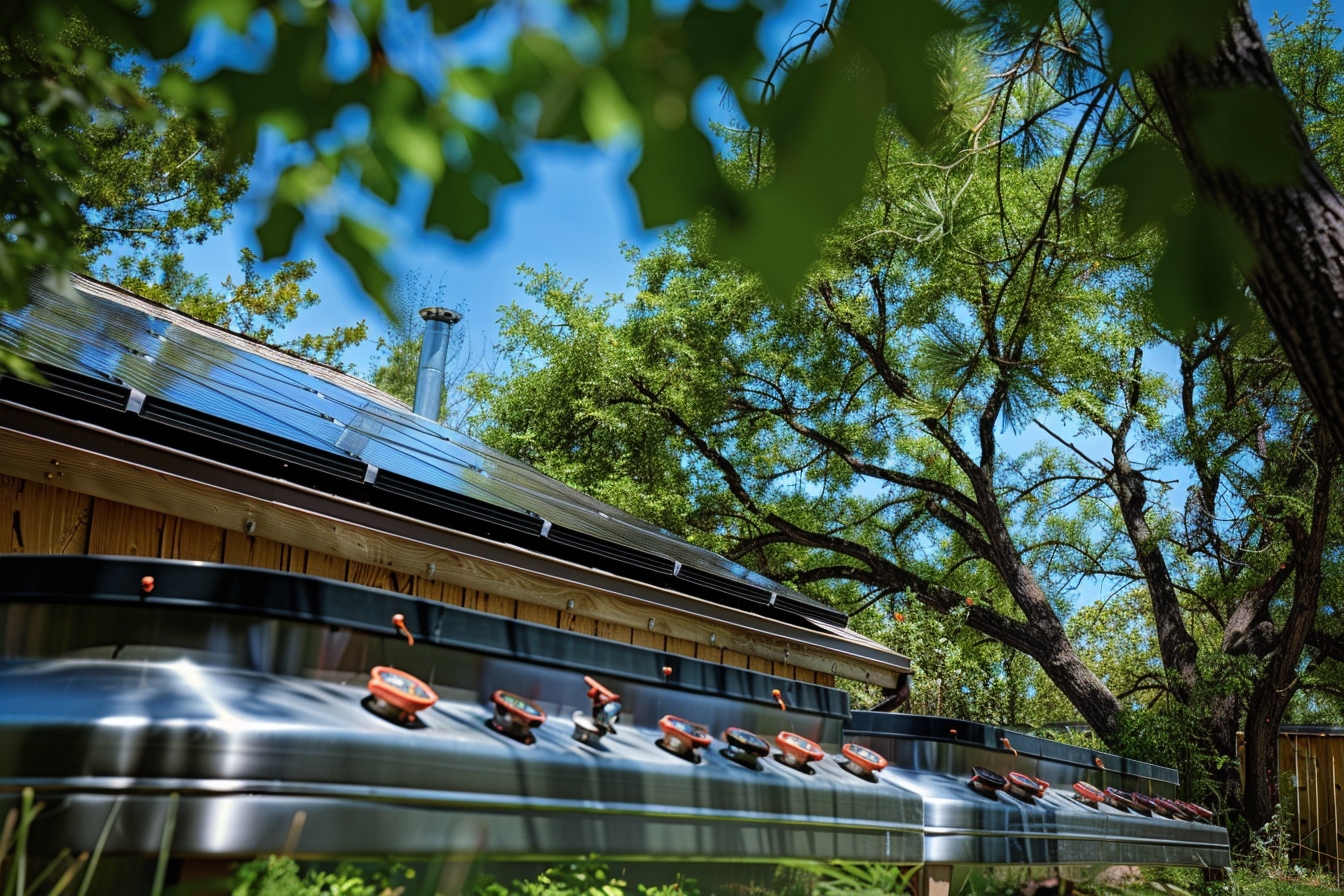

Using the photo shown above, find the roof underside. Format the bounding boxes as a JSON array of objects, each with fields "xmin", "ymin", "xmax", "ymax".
[{"xmin": 0, "ymin": 275, "xmax": 902, "ymax": 654}]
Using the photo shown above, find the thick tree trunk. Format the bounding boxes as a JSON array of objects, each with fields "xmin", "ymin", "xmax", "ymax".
[
  {"xmin": 1206, "ymin": 693, "xmax": 1248, "ymax": 848},
  {"xmin": 1243, "ymin": 431, "xmax": 1333, "ymax": 833},
  {"xmin": 1148, "ymin": 0, "xmax": 1344, "ymax": 451}
]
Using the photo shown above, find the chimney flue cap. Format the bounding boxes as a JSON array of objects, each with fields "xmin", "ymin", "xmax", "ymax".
[{"xmin": 419, "ymin": 307, "xmax": 461, "ymax": 325}]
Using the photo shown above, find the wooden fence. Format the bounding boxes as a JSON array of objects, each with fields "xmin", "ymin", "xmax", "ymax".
[{"xmin": 1277, "ymin": 726, "xmax": 1343, "ymax": 875}]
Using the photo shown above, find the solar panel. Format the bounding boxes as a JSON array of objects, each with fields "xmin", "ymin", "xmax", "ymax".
[{"xmin": 0, "ymin": 275, "xmax": 849, "ymax": 628}]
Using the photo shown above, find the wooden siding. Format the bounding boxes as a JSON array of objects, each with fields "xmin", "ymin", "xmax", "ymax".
[{"xmin": 2, "ymin": 473, "xmax": 833, "ymax": 686}]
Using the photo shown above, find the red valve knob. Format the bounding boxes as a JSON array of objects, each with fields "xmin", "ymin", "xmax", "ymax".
[
  {"xmin": 492, "ymin": 690, "xmax": 546, "ymax": 725},
  {"xmin": 488, "ymin": 690, "xmax": 547, "ymax": 744},
  {"xmin": 367, "ymin": 666, "xmax": 438, "ymax": 721},
  {"xmin": 840, "ymin": 742, "xmax": 888, "ymax": 776},
  {"xmin": 658, "ymin": 715, "xmax": 711, "ymax": 759},
  {"xmin": 775, "ymin": 731, "xmax": 824, "ymax": 771},
  {"xmin": 392, "ymin": 613, "xmax": 414, "ymax": 646},
  {"xmin": 1104, "ymin": 787, "xmax": 1139, "ymax": 811},
  {"xmin": 1072, "ymin": 780, "xmax": 1106, "ymax": 804},
  {"xmin": 140, "ymin": 576, "xmax": 155, "ymax": 593},
  {"xmin": 1008, "ymin": 771, "xmax": 1046, "ymax": 798},
  {"xmin": 584, "ymin": 675, "xmax": 619, "ymax": 706}
]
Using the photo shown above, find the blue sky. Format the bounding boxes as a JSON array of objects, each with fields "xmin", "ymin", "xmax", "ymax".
[{"xmin": 168, "ymin": 0, "xmax": 1339, "ymax": 381}]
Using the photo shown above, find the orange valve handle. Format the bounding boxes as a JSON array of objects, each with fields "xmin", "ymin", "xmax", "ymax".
[
  {"xmin": 772, "ymin": 689, "xmax": 787, "ymax": 712},
  {"xmin": 1072, "ymin": 781, "xmax": 1105, "ymax": 803},
  {"xmin": 392, "ymin": 614, "xmax": 414, "ymax": 646},
  {"xmin": 776, "ymin": 731, "xmax": 824, "ymax": 765},
  {"xmin": 492, "ymin": 690, "xmax": 547, "ymax": 727},
  {"xmin": 659, "ymin": 715, "xmax": 711, "ymax": 750},
  {"xmin": 1008, "ymin": 771, "xmax": 1044, "ymax": 797},
  {"xmin": 368, "ymin": 666, "xmax": 438, "ymax": 716},
  {"xmin": 584, "ymin": 676, "xmax": 620, "ymax": 706},
  {"xmin": 841, "ymin": 742, "xmax": 888, "ymax": 774}
]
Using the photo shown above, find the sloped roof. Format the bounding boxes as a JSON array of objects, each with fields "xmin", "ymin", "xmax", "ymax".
[{"xmin": 2, "ymin": 273, "xmax": 868, "ymax": 638}]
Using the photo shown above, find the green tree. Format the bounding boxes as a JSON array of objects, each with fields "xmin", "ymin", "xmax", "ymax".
[
  {"xmin": 470, "ymin": 80, "xmax": 1344, "ymax": 837},
  {"xmin": 116, "ymin": 249, "xmax": 369, "ymax": 370},
  {"xmin": 0, "ymin": 14, "xmax": 246, "ymax": 289}
]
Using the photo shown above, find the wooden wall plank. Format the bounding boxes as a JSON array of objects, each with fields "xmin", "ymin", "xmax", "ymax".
[
  {"xmin": 665, "ymin": 636, "xmax": 697, "ymax": 658},
  {"xmin": 815, "ymin": 672, "xmax": 835, "ymax": 687},
  {"xmin": 414, "ymin": 577, "xmax": 464, "ymax": 606},
  {"xmin": 630, "ymin": 629, "xmax": 664, "ymax": 650},
  {"xmin": 559, "ymin": 611, "xmax": 597, "ymax": 636},
  {"xmin": 722, "ymin": 649, "xmax": 749, "ymax": 669},
  {"xmin": 222, "ymin": 532, "xmax": 291, "ymax": 570},
  {"xmin": 747, "ymin": 655, "xmax": 772, "ymax": 673},
  {"xmin": 793, "ymin": 666, "xmax": 817, "ymax": 683},
  {"xmin": 694, "ymin": 642, "xmax": 723, "ymax": 664},
  {"xmin": 3, "ymin": 475, "xmax": 92, "ymax": 554},
  {"xmin": 461, "ymin": 588, "xmax": 486, "ymax": 613},
  {"xmin": 483, "ymin": 593, "xmax": 517, "ymax": 619},
  {"xmin": 299, "ymin": 549, "xmax": 347, "ymax": 581},
  {"xmin": 595, "ymin": 621, "xmax": 633, "ymax": 644},
  {"xmin": 515, "ymin": 601, "xmax": 559, "ymax": 628},
  {"xmin": 88, "ymin": 498, "xmax": 164, "ymax": 556},
  {"xmin": 162, "ymin": 517, "xmax": 225, "ymax": 562},
  {"xmin": 347, "ymin": 559, "xmax": 395, "ymax": 592}
]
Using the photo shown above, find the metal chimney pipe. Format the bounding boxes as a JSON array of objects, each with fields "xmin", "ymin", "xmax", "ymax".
[{"xmin": 413, "ymin": 307, "xmax": 461, "ymax": 421}]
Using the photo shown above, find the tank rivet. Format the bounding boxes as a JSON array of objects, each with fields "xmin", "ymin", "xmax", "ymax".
[
  {"xmin": 647, "ymin": 618, "xmax": 656, "ymax": 630},
  {"xmin": 244, "ymin": 518, "xmax": 257, "ymax": 535}
]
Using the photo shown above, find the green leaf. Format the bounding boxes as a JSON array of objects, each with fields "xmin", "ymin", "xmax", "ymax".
[
  {"xmin": 1094, "ymin": 141, "xmax": 1193, "ymax": 235},
  {"xmin": 407, "ymin": 0, "xmax": 487, "ymax": 33},
  {"xmin": 1100, "ymin": 0, "xmax": 1238, "ymax": 72},
  {"xmin": 1190, "ymin": 87, "xmax": 1302, "ymax": 187},
  {"xmin": 1149, "ymin": 198, "xmax": 1255, "ymax": 327},
  {"xmin": 186, "ymin": 0, "xmax": 255, "ymax": 31},
  {"xmin": 718, "ymin": 39, "xmax": 886, "ymax": 299},
  {"xmin": 678, "ymin": 3, "xmax": 766, "ymax": 94},
  {"xmin": 326, "ymin": 216, "xmax": 392, "ymax": 313},
  {"xmin": 256, "ymin": 201, "xmax": 304, "ymax": 260},
  {"xmin": 630, "ymin": 122, "xmax": 731, "ymax": 229},
  {"xmin": 424, "ymin": 170, "xmax": 490, "ymax": 241},
  {"xmin": 844, "ymin": 0, "xmax": 967, "ymax": 144},
  {"xmin": 581, "ymin": 68, "xmax": 638, "ymax": 144},
  {"xmin": 383, "ymin": 119, "xmax": 445, "ymax": 179}
]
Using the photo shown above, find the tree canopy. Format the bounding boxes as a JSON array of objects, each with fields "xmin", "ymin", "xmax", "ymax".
[
  {"xmin": 467, "ymin": 6, "xmax": 1344, "ymax": 841},
  {"xmin": 8, "ymin": 0, "xmax": 1344, "ymax": 442}
]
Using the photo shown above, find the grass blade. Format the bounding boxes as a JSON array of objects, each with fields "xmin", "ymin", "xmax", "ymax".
[
  {"xmin": 22, "ymin": 848, "xmax": 68, "ymax": 896},
  {"xmin": 149, "ymin": 794, "xmax": 179, "ymax": 896},
  {"xmin": 74, "ymin": 799, "xmax": 122, "ymax": 896},
  {"xmin": 44, "ymin": 853, "xmax": 86, "ymax": 896}
]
